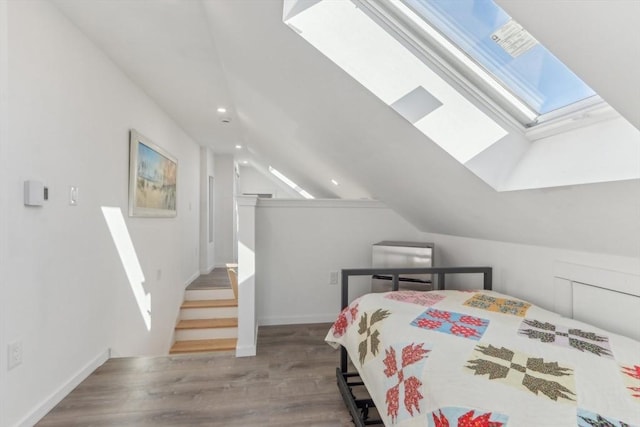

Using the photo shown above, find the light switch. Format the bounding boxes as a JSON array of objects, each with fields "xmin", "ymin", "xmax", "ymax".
[{"xmin": 69, "ymin": 186, "xmax": 78, "ymax": 206}]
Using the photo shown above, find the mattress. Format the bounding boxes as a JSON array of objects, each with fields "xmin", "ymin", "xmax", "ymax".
[{"xmin": 325, "ymin": 289, "xmax": 640, "ymax": 426}]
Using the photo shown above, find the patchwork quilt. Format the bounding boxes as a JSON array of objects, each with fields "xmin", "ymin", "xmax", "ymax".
[{"xmin": 326, "ymin": 290, "xmax": 640, "ymax": 427}]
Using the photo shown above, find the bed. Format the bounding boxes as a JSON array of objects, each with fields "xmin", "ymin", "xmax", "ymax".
[{"xmin": 326, "ymin": 267, "xmax": 640, "ymax": 427}]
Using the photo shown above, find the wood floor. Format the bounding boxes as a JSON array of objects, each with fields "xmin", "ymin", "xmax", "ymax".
[
  {"xmin": 37, "ymin": 323, "xmax": 353, "ymax": 426},
  {"xmin": 186, "ymin": 268, "xmax": 231, "ymax": 290}
]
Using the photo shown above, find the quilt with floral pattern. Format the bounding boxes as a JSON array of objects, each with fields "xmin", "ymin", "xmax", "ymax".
[{"xmin": 326, "ymin": 289, "xmax": 640, "ymax": 426}]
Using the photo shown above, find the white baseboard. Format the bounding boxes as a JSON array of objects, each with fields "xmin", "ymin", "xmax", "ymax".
[
  {"xmin": 235, "ymin": 325, "xmax": 259, "ymax": 358},
  {"xmin": 184, "ymin": 270, "xmax": 200, "ymax": 289},
  {"xmin": 259, "ymin": 314, "xmax": 337, "ymax": 326},
  {"xmin": 199, "ymin": 265, "xmax": 215, "ymax": 275},
  {"xmin": 18, "ymin": 348, "xmax": 110, "ymax": 427},
  {"xmin": 235, "ymin": 344, "xmax": 256, "ymax": 357}
]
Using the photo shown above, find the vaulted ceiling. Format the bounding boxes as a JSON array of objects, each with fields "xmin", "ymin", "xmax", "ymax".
[{"xmin": 53, "ymin": 0, "xmax": 640, "ymax": 257}]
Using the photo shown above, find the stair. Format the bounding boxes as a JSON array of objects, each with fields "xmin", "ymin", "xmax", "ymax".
[
  {"xmin": 170, "ymin": 268, "xmax": 238, "ymax": 355},
  {"xmin": 170, "ymin": 338, "xmax": 237, "ymax": 354},
  {"xmin": 179, "ymin": 299, "xmax": 238, "ymax": 320},
  {"xmin": 174, "ymin": 317, "xmax": 238, "ymax": 340}
]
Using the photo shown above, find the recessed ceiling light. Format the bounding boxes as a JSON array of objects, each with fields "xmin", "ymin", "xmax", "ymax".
[
  {"xmin": 242, "ymin": 160, "xmax": 248, "ymax": 165},
  {"xmin": 235, "ymin": 144, "xmax": 242, "ymax": 149},
  {"xmin": 331, "ymin": 179, "xmax": 339, "ymax": 186},
  {"xmin": 217, "ymin": 107, "xmax": 227, "ymax": 113}
]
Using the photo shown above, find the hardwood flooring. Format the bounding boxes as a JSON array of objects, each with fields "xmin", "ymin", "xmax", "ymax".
[
  {"xmin": 186, "ymin": 268, "xmax": 231, "ymax": 290},
  {"xmin": 37, "ymin": 324, "xmax": 353, "ymax": 426}
]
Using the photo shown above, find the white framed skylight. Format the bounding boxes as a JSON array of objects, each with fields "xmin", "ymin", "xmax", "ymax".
[
  {"xmin": 283, "ymin": 0, "xmax": 639, "ymax": 191},
  {"xmin": 391, "ymin": 0, "xmax": 606, "ymax": 128},
  {"xmin": 268, "ymin": 166, "xmax": 315, "ymax": 199}
]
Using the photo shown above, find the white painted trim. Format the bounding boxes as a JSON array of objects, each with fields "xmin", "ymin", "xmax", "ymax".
[
  {"xmin": 259, "ymin": 314, "xmax": 337, "ymax": 326},
  {"xmin": 554, "ymin": 261, "xmax": 640, "ymax": 297},
  {"xmin": 199, "ymin": 264, "xmax": 215, "ymax": 275},
  {"xmin": 17, "ymin": 349, "xmax": 110, "ymax": 427},
  {"xmin": 183, "ymin": 270, "xmax": 201, "ymax": 290},
  {"xmin": 571, "ymin": 281, "xmax": 640, "ymax": 340},
  {"xmin": 553, "ymin": 261, "xmax": 640, "ymax": 340},
  {"xmin": 235, "ymin": 325, "xmax": 259, "ymax": 358},
  {"xmin": 235, "ymin": 344, "xmax": 256, "ymax": 357},
  {"xmin": 257, "ymin": 199, "xmax": 387, "ymax": 209},
  {"xmin": 236, "ymin": 194, "xmax": 258, "ymax": 207},
  {"xmin": 214, "ymin": 262, "xmax": 234, "ymax": 269}
]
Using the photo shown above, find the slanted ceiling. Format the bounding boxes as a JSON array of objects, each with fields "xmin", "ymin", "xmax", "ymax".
[{"xmin": 53, "ymin": 0, "xmax": 640, "ymax": 257}]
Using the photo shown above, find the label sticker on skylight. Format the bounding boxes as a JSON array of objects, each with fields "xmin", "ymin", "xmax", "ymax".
[{"xmin": 491, "ymin": 19, "xmax": 538, "ymax": 58}]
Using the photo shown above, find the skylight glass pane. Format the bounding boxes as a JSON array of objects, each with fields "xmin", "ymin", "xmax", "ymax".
[{"xmin": 403, "ymin": 0, "xmax": 597, "ymax": 115}]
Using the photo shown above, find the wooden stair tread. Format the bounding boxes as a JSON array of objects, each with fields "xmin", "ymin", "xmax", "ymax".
[
  {"xmin": 176, "ymin": 318, "xmax": 238, "ymax": 329},
  {"xmin": 181, "ymin": 299, "xmax": 237, "ymax": 309},
  {"xmin": 170, "ymin": 338, "xmax": 237, "ymax": 354}
]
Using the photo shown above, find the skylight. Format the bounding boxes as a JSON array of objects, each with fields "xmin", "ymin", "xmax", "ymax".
[
  {"xmin": 401, "ymin": 0, "xmax": 598, "ymax": 122},
  {"xmin": 283, "ymin": 0, "xmax": 638, "ymax": 191},
  {"xmin": 268, "ymin": 166, "xmax": 315, "ymax": 199}
]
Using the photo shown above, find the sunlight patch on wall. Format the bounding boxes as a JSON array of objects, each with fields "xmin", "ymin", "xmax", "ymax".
[
  {"xmin": 101, "ymin": 206, "xmax": 151, "ymax": 330},
  {"xmin": 283, "ymin": 0, "xmax": 507, "ymax": 163},
  {"xmin": 268, "ymin": 166, "xmax": 314, "ymax": 199},
  {"xmin": 237, "ymin": 241, "xmax": 255, "ymax": 285}
]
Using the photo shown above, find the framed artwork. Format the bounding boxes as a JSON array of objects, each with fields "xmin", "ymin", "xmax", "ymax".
[{"xmin": 128, "ymin": 129, "xmax": 177, "ymax": 217}]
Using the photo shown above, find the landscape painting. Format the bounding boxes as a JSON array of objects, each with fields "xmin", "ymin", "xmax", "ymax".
[{"xmin": 129, "ymin": 130, "xmax": 177, "ymax": 217}]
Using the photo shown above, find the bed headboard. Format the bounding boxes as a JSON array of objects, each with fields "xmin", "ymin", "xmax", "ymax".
[
  {"xmin": 553, "ymin": 261, "xmax": 640, "ymax": 341},
  {"xmin": 340, "ymin": 266, "xmax": 492, "ymax": 309}
]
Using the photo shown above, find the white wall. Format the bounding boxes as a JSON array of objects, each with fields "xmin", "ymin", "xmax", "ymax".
[
  {"xmin": 199, "ymin": 146, "xmax": 216, "ymax": 273},
  {"xmin": 1, "ymin": 2, "xmax": 200, "ymax": 426},
  {"xmin": 214, "ymin": 154, "xmax": 236, "ymax": 266},
  {"xmin": 421, "ymin": 232, "xmax": 640, "ymax": 312},
  {"xmin": 253, "ymin": 199, "xmax": 639, "ymax": 332},
  {"xmin": 206, "ymin": 0, "xmax": 640, "ymax": 259},
  {"xmin": 255, "ymin": 199, "xmax": 424, "ymax": 324},
  {"xmin": 0, "ymin": 0, "xmax": 10, "ymax": 423},
  {"xmin": 503, "ymin": 117, "xmax": 640, "ymax": 191},
  {"xmin": 237, "ymin": 164, "xmax": 301, "ymax": 198},
  {"xmin": 236, "ymin": 196, "xmax": 258, "ymax": 356}
]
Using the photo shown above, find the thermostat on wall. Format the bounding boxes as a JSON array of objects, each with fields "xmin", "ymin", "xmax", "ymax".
[{"xmin": 24, "ymin": 180, "xmax": 46, "ymax": 206}]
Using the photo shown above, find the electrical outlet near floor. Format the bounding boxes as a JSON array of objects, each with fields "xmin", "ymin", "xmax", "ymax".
[
  {"xmin": 8, "ymin": 341, "xmax": 23, "ymax": 370},
  {"xmin": 329, "ymin": 271, "xmax": 339, "ymax": 285}
]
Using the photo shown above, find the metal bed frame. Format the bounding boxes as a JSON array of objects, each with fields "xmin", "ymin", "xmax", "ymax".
[{"xmin": 336, "ymin": 266, "xmax": 493, "ymax": 426}]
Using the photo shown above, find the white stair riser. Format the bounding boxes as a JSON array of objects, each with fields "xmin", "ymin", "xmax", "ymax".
[
  {"xmin": 175, "ymin": 327, "xmax": 238, "ymax": 341},
  {"xmin": 180, "ymin": 307, "xmax": 238, "ymax": 320},
  {"xmin": 185, "ymin": 288, "xmax": 234, "ymax": 301}
]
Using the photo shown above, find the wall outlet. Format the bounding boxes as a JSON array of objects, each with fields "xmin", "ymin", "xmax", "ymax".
[
  {"xmin": 329, "ymin": 271, "xmax": 339, "ymax": 285},
  {"xmin": 8, "ymin": 341, "xmax": 23, "ymax": 370}
]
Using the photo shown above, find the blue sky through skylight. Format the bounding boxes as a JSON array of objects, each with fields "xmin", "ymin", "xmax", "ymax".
[{"xmin": 404, "ymin": 0, "xmax": 597, "ymax": 115}]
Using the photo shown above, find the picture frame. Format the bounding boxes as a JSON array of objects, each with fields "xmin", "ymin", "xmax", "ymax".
[{"xmin": 128, "ymin": 129, "xmax": 177, "ymax": 217}]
